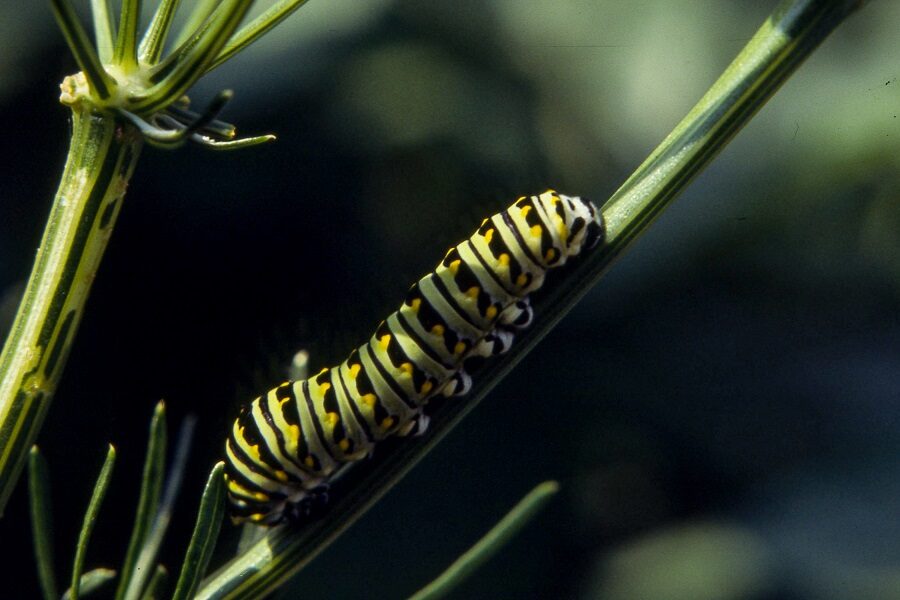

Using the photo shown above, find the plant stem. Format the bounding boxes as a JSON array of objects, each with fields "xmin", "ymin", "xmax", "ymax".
[
  {"xmin": 0, "ymin": 108, "xmax": 142, "ymax": 517},
  {"xmin": 195, "ymin": 1, "xmax": 864, "ymax": 598}
]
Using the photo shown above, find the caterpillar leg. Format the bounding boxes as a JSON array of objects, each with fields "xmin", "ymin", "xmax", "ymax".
[
  {"xmin": 440, "ymin": 369, "xmax": 473, "ymax": 397},
  {"xmin": 284, "ymin": 484, "xmax": 330, "ymax": 522},
  {"xmin": 498, "ymin": 299, "xmax": 533, "ymax": 329},
  {"xmin": 474, "ymin": 328, "xmax": 514, "ymax": 357},
  {"xmin": 397, "ymin": 413, "xmax": 431, "ymax": 437}
]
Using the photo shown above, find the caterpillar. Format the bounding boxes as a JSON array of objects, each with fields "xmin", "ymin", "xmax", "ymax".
[{"xmin": 225, "ymin": 190, "xmax": 604, "ymax": 524}]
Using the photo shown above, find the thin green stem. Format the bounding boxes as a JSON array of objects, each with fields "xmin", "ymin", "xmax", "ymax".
[
  {"xmin": 114, "ymin": 0, "xmax": 143, "ymax": 71},
  {"xmin": 125, "ymin": 417, "xmax": 195, "ymax": 600},
  {"xmin": 115, "ymin": 401, "xmax": 167, "ymax": 600},
  {"xmin": 90, "ymin": 0, "xmax": 116, "ymax": 64},
  {"xmin": 171, "ymin": 463, "xmax": 226, "ymax": 600},
  {"xmin": 195, "ymin": 1, "xmax": 865, "ymax": 598},
  {"xmin": 208, "ymin": 0, "xmax": 312, "ymax": 71},
  {"xmin": 63, "ymin": 569, "xmax": 117, "ymax": 600},
  {"xmin": 0, "ymin": 109, "xmax": 142, "ymax": 518},
  {"xmin": 134, "ymin": 0, "xmax": 253, "ymax": 114},
  {"xmin": 173, "ymin": 0, "xmax": 226, "ymax": 48},
  {"xmin": 139, "ymin": 0, "xmax": 185, "ymax": 65},
  {"xmin": 50, "ymin": 0, "xmax": 116, "ymax": 99},
  {"xmin": 28, "ymin": 447, "xmax": 57, "ymax": 600},
  {"xmin": 70, "ymin": 445, "xmax": 116, "ymax": 600},
  {"xmin": 410, "ymin": 481, "xmax": 559, "ymax": 600}
]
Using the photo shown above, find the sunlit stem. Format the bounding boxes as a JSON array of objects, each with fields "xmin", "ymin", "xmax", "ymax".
[
  {"xmin": 132, "ymin": 0, "xmax": 252, "ymax": 114},
  {"xmin": 114, "ymin": 0, "xmax": 143, "ymax": 71},
  {"xmin": 209, "ymin": 0, "xmax": 312, "ymax": 71},
  {"xmin": 139, "ymin": 0, "xmax": 185, "ymax": 65},
  {"xmin": 90, "ymin": 0, "xmax": 116, "ymax": 64},
  {"xmin": 50, "ymin": 0, "xmax": 116, "ymax": 99},
  {"xmin": 173, "ymin": 0, "xmax": 226, "ymax": 48},
  {"xmin": 0, "ymin": 109, "xmax": 142, "ymax": 518}
]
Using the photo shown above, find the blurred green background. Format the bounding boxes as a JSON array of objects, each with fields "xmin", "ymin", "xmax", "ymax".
[{"xmin": 1, "ymin": 1, "xmax": 899, "ymax": 598}]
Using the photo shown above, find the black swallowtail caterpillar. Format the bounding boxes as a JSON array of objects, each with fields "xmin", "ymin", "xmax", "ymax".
[{"xmin": 225, "ymin": 190, "xmax": 604, "ymax": 524}]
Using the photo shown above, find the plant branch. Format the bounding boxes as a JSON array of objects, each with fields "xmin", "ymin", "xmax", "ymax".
[
  {"xmin": 0, "ymin": 108, "xmax": 142, "ymax": 518},
  {"xmin": 195, "ymin": 0, "xmax": 865, "ymax": 598},
  {"xmin": 409, "ymin": 481, "xmax": 559, "ymax": 600}
]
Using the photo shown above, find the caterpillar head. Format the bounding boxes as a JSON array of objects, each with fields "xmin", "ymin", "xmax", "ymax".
[{"xmin": 553, "ymin": 192, "xmax": 605, "ymax": 257}]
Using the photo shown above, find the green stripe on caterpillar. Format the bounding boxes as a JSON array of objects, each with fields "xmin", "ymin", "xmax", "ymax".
[{"xmin": 225, "ymin": 190, "xmax": 604, "ymax": 524}]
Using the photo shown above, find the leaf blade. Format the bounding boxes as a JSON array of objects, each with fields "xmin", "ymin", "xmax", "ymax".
[
  {"xmin": 171, "ymin": 462, "xmax": 226, "ymax": 600},
  {"xmin": 70, "ymin": 445, "xmax": 116, "ymax": 600},
  {"xmin": 28, "ymin": 446, "xmax": 57, "ymax": 600}
]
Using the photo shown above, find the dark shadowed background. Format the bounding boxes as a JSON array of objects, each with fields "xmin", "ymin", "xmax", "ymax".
[{"xmin": 1, "ymin": 1, "xmax": 899, "ymax": 598}]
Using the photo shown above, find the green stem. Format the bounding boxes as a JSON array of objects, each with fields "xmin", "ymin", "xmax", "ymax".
[
  {"xmin": 195, "ymin": 0, "xmax": 863, "ymax": 597},
  {"xmin": 0, "ymin": 108, "xmax": 142, "ymax": 518},
  {"xmin": 409, "ymin": 481, "xmax": 559, "ymax": 600}
]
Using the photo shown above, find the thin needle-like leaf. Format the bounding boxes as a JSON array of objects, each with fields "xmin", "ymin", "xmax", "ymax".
[
  {"xmin": 70, "ymin": 445, "xmax": 116, "ymax": 600},
  {"xmin": 410, "ymin": 481, "xmax": 559, "ymax": 600},
  {"xmin": 139, "ymin": 0, "xmax": 184, "ymax": 64},
  {"xmin": 133, "ymin": 0, "xmax": 252, "ymax": 114},
  {"xmin": 208, "ymin": 0, "xmax": 312, "ymax": 71},
  {"xmin": 124, "ymin": 417, "xmax": 195, "ymax": 600},
  {"xmin": 114, "ymin": 401, "xmax": 167, "ymax": 600},
  {"xmin": 90, "ymin": 0, "xmax": 116, "ymax": 63},
  {"xmin": 197, "ymin": 133, "xmax": 276, "ymax": 150},
  {"xmin": 62, "ymin": 568, "xmax": 117, "ymax": 600},
  {"xmin": 28, "ymin": 447, "xmax": 57, "ymax": 600},
  {"xmin": 172, "ymin": 0, "xmax": 223, "ymax": 48},
  {"xmin": 49, "ymin": 0, "xmax": 116, "ymax": 98},
  {"xmin": 171, "ymin": 462, "xmax": 226, "ymax": 600},
  {"xmin": 114, "ymin": 0, "xmax": 143, "ymax": 70}
]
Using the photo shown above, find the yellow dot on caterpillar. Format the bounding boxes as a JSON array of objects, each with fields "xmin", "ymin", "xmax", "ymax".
[
  {"xmin": 449, "ymin": 259, "xmax": 461, "ymax": 274},
  {"xmin": 466, "ymin": 286, "xmax": 479, "ymax": 299},
  {"xmin": 486, "ymin": 306, "xmax": 498, "ymax": 319},
  {"xmin": 400, "ymin": 362, "xmax": 413, "ymax": 376},
  {"xmin": 320, "ymin": 381, "xmax": 331, "ymax": 393},
  {"xmin": 551, "ymin": 194, "xmax": 560, "ymax": 204},
  {"xmin": 317, "ymin": 367, "xmax": 328, "ymax": 375},
  {"xmin": 249, "ymin": 513, "xmax": 265, "ymax": 522},
  {"xmin": 530, "ymin": 225, "xmax": 542, "ymax": 238},
  {"xmin": 288, "ymin": 425, "xmax": 300, "ymax": 444},
  {"xmin": 275, "ymin": 470, "xmax": 289, "ymax": 482},
  {"xmin": 252, "ymin": 490, "xmax": 269, "ymax": 501},
  {"xmin": 411, "ymin": 298, "xmax": 422, "ymax": 312},
  {"xmin": 379, "ymin": 334, "xmax": 391, "ymax": 350},
  {"xmin": 249, "ymin": 444, "xmax": 261, "ymax": 460},
  {"xmin": 516, "ymin": 273, "xmax": 528, "ymax": 287},
  {"xmin": 558, "ymin": 222, "xmax": 568, "ymax": 241},
  {"xmin": 421, "ymin": 381, "xmax": 433, "ymax": 394},
  {"xmin": 431, "ymin": 324, "xmax": 445, "ymax": 336},
  {"xmin": 362, "ymin": 393, "xmax": 377, "ymax": 407},
  {"xmin": 381, "ymin": 417, "xmax": 395, "ymax": 429},
  {"xmin": 499, "ymin": 253, "xmax": 510, "ymax": 266},
  {"xmin": 454, "ymin": 341, "xmax": 466, "ymax": 354},
  {"xmin": 545, "ymin": 248, "xmax": 556, "ymax": 262},
  {"xmin": 304, "ymin": 456, "xmax": 315, "ymax": 468},
  {"xmin": 349, "ymin": 363, "xmax": 361, "ymax": 378},
  {"xmin": 325, "ymin": 412, "xmax": 339, "ymax": 426},
  {"xmin": 520, "ymin": 205, "xmax": 532, "ymax": 217},
  {"xmin": 338, "ymin": 439, "xmax": 350, "ymax": 451},
  {"xmin": 484, "ymin": 228, "xmax": 494, "ymax": 243}
]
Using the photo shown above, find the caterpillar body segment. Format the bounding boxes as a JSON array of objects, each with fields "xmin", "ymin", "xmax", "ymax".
[{"xmin": 225, "ymin": 190, "xmax": 604, "ymax": 524}]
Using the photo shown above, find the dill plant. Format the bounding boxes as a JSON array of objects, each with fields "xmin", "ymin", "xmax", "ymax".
[{"xmin": 0, "ymin": 0, "xmax": 868, "ymax": 598}]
